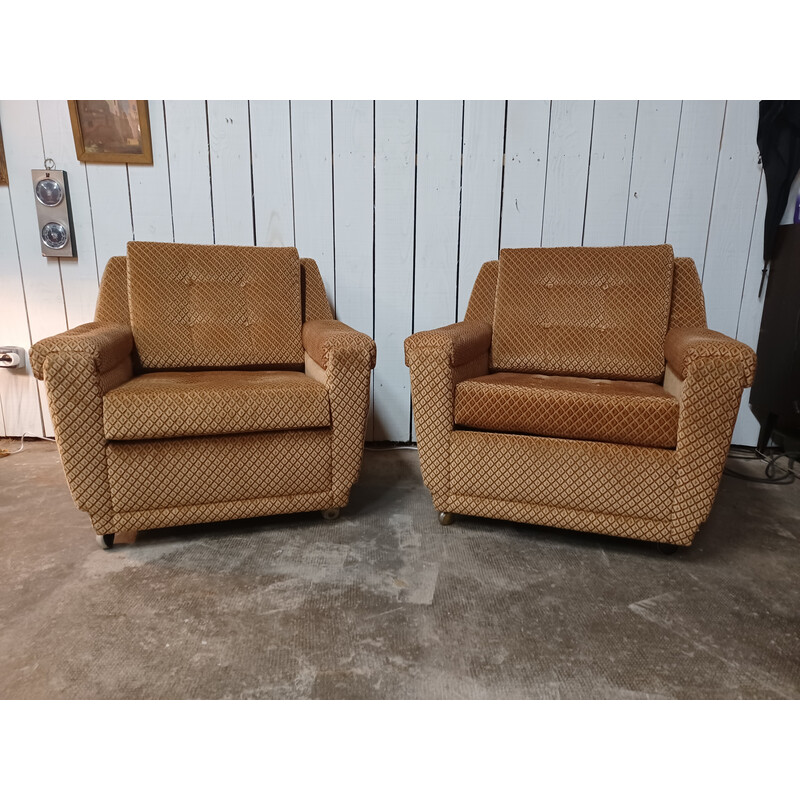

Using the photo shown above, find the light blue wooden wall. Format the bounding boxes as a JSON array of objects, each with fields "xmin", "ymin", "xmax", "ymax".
[{"xmin": 0, "ymin": 100, "xmax": 766, "ymax": 443}]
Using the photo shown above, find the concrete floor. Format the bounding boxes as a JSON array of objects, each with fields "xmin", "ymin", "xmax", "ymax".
[{"xmin": 0, "ymin": 439, "xmax": 798, "ymax": 699}]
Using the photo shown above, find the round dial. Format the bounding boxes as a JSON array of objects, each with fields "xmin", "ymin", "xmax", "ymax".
[
  {"xmin": 41, "ymin": 222, "xmax": 69, "ymax": 250},
  {"xmin": 35, "ymin": 178, "xmax": 64, "ymax": 207}
]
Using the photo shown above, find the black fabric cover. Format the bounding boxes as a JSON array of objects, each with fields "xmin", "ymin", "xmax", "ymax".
[{"xmin": 757, "ymin": 101, "xmax": 800, "ymax": 262}]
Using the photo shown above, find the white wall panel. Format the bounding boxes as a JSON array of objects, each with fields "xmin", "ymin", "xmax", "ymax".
[
  {"xmin": 666, "ymin": 100, "xmax": 725, "ymax": 267},
  {"xmin": 500, "ymin": 101, "xmax": 550, "ymax": 249},
  {"xmin": 207, "ymin": 100, "xmax": 253, "ymax": 246},
  {"xmin": 456, "ymin": 100, "xmax": 505, "ymax": 318},
  {"xmin": 541, "ymin": 100, "xmax": 594, "ymax": 247},
  {"xmin": 624, "ymin": 100, "xmax": 682, "ymax": 245},
  {"xmin": 291, "ymin": 101, "xmax": 335, "ymax": 310},
  {"xmin": 37, "ymin": 100, "xmax": 99, "ymax": 329},
  {"xmin": 0, "ymin": 99, "xmax": 768, "ymax": 444},
  {"xmin": 86, "ymin": 163, "xmax": 133, "ymax": 273},
  {"xmin": 702, "ymin": 101, "xmax": 763, "ymax": 338},
  {"xmin": 414, "ymin": 100, "xmax": 463, "ymax": 333},
  {"xmin": 165, "ymin": 100, "xmax": 213, "ymax": 245},
  {"xmin": 374, "ymin": 101, "xmax": 416, "ymax": 441},
  {"xmin": 582, "ymin": 100, "xmax": 637, "ymax": 246},
  {"xmin": 251, "ymin": 101, "xmax": 294, "ymax": 247},
  {"xmin": 129, "ymin": 100, "xmax": 173, "ymax": 242}
]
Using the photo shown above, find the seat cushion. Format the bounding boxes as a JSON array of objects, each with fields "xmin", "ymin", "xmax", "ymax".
[
  {"xmin": 455, "ymin": 372, "xmax": 679, "ymax": 449},
  {"xmin": 127, "ymin": 241, "xmax": 304, "ymax": 370},
  {"xmin": 492, "ymin": 245, "xmax": 675, "ymax": 381},
  {"xmin": 103, "ymin": 370, "xmax": 330, "ymax": 441}
]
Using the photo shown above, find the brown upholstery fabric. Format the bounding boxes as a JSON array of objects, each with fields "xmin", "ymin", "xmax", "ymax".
[
  {"xmin": 670, "ymin": 358, "xmax": 745, "ymax": 544},
  {"xmin": 492, "ymin": 245, "xmax": 675, "ymax": 380},
  {"xmin": 668, "ymin": 257, "xmax": 706, "ymax": 329},
  {"xmin": 301, "ymin": 258, "xmax": 334, "ymax": 321},
  {"xmin": 95, "ymin": 257, "xmax": 131, "ymax": 325},
  {"xmin": 303, "ymin": 319, "xmax": 377, "ymax": 370},
  {"xmin": 127, "ymin": 241, "xmax": 305, "ymax": 370},
  {"xmin": 464, "ymin": 260, "xmax": 498, "ymax": 325},
  {"xmin": 404, "ymin": 321, "xmax": 492, "ymax": 367},
  {"xmin": 302, "ymin": 319, "xmax": 376, "ymax": 506},
  {"xmin": 32, "ymin": 243, "xmax": 375, "ymax": 539},
  {"xmin": 665, "ymin": 326, "xmax": 757, "ymax": 386},
  {"xmin": 450, "ymin": 431, "xmax": 676, "ymax": 523},
  {"xmin": 455, "ymin": 372, "xmax": 679, "ymax": 449},
  {"xmin": 103, "ymin": 370, "xmax": 330, "ymax": 441},
  {"xmin": 405, "ymin": 322, "xmax": 491, "ymax": 507},
  {"xmin": 107, "ymin": 429, "xmax": 331, "ymax": 513},
  {"xmin": 406, "ymin": 244, "xmax": 756, "ymax": 547},
  {"xmin": 30, "ymin": 322, "xmax": 132, "ymax": 380}
]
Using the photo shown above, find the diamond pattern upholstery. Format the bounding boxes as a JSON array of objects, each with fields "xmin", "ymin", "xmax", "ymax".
[
  {"xmin": 455, "ymin": 372, "xmax": 679, "ymax": 449},
  {"xmin": 30, "ymin": 246, "xmax": 374, "ymax": 540},
  {"xmin": 103, "ymin": 370, "xmax": 330, "ymax": 441},
  {"xmin": 492, "ymin": 245, "xmax": 675, "ymax": 380},
  {"xmin": 127, "ymin": 241, "xmax": 305, "ymax": 370},
  {"xmin": 406, "ymin": 247, "xmax": 757, "ymax": 547}
]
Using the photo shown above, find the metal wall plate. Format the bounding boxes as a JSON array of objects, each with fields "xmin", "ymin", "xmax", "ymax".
[{"xmin": 31, "ymin": 168, "xmax": 77, "ymax": 258}]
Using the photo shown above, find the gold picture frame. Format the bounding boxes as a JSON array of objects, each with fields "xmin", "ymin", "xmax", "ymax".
[
  {"xmin": 68, "ymin": 100, "xmax": 153, "ymax": 165},
  {"xmin": 0, "ymin": 123, "xmax": 8, "ymax": 186}
]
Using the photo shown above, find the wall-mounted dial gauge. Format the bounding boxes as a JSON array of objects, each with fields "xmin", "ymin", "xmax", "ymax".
[
  {"xmin": 35, "ymin": 178, "xmax": 64, "ymax": 207},
  {"xmin": 41, "ymin": 221, "xmax": 69, "ymax": 249}
]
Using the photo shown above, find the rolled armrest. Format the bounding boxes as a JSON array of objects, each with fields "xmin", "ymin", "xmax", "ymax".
[
  {"xmin": 302, "ymin": 319, "xmax": 376, "ymax": 370},
  {"xmin": 404, "ymin": 321, "xmax": 492, "ymax": 367},
  {"xmin": 664, "ymin": 326, "xmax": 756, "ymax": 387},
  {"xmin": 30, "ymin": 322, "xmax": 133, "ymax": 380}
]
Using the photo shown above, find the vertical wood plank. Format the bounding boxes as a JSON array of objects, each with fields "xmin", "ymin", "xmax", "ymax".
[
  {"xmin": 128, "ymin": 100, "xmax": 173, "ymax": 242},
  {"xmin": 500, "ymin": 101, "xmax": 550, "ymax": 249},
  {"xmin": 332, "ymin": 101, "xmax": 374, "ymax": 438},
  {"xmin": 582, "ymin": 100, "xmax": 637, "ymax": 246},
  {"xmin": 86, "ymin": 163, "xmax": 133, "ymax": 276},
  {"xmin": 332, "ymin": 101, "xmax": 373, "ymax": 336},
  {"xmin": 701, "ymin": 101, "xmax": 762, "ymax": 337},
  {"xmin": 414, "ymin": 100, "xmax": 463, "ymax": 332},
  {"xmin": 37, "ymin": 100, "xmax": 99, "ymax": 328},
  {"xmin": 541, "ymin": 100, "xmax": 594, "ymax": 247},
  {"xmin": 732, "ymin": 172, "xmax": 767, "ymax": 446},
  {"xmin": 624, "ymin": 100, "xmax": 682, "ymax": 245},
  {"xmin": 250, "ymin": 100, "xmax": 295, "ymax": 247},
  {"xmin": 291, "ymin": 101, "xmax": 335, "ymax": 309},
  {"xmin": 164, "ymin": 100, "xmax": 213, "ymax": 245},
  {"xmin": 0, "ymin": 100, "xmax": 60, "ymax": 435},
  {"xmin": 0, "ymin": 170, "xmax": 44, "ymax": 437},
  {"xmin": 666, "ymin": 100, "xmax": 725, "ymax": 267},
  {"xmin": 374, "ymin": 100, "xmax": 416, "ymax": 441},
  {"xmin": 456, "ymin": 100, "xmax": 506, "ymax": 318},
  {"xmin": 207, "ymin": 100, "xmax": 253, "ymax": 246}
]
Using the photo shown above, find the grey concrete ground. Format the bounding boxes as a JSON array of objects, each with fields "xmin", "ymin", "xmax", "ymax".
[{"xmin": 0, "ymin": 439, "xmax": 798, "ymax": 699}]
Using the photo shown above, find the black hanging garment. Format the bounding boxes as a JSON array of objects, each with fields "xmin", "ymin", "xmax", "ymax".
[{"xmin": 757, "ymin": 100, "xmax": 800, "ymax": 261}]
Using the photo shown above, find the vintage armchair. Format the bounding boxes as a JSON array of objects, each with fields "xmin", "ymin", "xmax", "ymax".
[
  {"xmin": 405, "ymin": 245, "xmax": 756, "ymax": 548},
  {"xmin": 31, "ymin": 242, "xmax": 376, "ymax": 548}
]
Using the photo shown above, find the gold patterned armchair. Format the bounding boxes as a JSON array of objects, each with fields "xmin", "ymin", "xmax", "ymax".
[
  {"xmin": 405, "ymin": 245, "xmax": 756, "ymax": 549},
  {"xmin": 31, "ymin": 242, "xmax": 376, "ymax": 548}
]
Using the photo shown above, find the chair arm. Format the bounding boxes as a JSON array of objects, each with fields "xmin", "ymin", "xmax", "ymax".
[
  {"xmin": 302, "ymin": 319, "xmax": 376, "ymax": 370},
  {"xmin": 404, "ymin": 320, "xmax": 492, "ymax": 367},
  {"xmin": 30, "ymin": 322, "xmax": 133, "ymax": 381},
  {"xmin": 664, "ymin": 326, "xmax": 756, "ymax": 387}
]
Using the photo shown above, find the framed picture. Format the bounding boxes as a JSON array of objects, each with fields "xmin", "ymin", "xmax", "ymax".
[
  {"xmin": 0, "ymin": 123, "xmax": 8, "ymax": 186},
  {"xmin": 68, "ymin": 100, "xmax": 153, "ymax": 165}
]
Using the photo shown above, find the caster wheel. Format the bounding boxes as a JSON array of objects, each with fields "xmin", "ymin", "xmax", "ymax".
[
  {"xmin": 656, "ymin": 542, "xmax": 678, "ymax": 555},
  {"xmin": 322, "ymin": 507, "xmax": 340, "ymax": 521},
  {"xmin": 96, "ymin": 533, "xmax": 115, "ymax": 550},
  {"xmin": 438, "ymin": 512, "xmax": 454, "ymax": 526}
]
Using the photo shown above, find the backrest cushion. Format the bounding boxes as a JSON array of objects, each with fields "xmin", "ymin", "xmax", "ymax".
[
  {"xmin": 492, "ymin": 245, "xmax": 675, "ymax": 381},
  {"xmin": 127, "ymin": 242, "xmax": 304, "ymax": 370}
]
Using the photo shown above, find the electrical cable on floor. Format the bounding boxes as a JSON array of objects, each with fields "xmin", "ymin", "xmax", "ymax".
[
  {"xmin": 723, "ymin": 446, "xmax": 799, "ymax": 485},
  {"xmin": 0, "ymin": 432, "xmax": 57, "ymax": 458}
]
